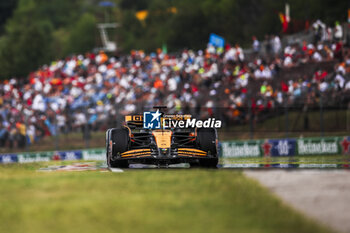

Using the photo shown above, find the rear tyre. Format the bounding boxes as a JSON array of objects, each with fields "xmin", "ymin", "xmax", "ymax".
[
  {"xmin": 196, "ymin": 128, "xmax": 218, "ymax": 168},
  {"xmin": 107, "ymin": 128, "xmax": 129, "ymax": 168}
]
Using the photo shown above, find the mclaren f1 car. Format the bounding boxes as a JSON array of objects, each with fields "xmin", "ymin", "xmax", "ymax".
[{"xmin": 106, "ymin": 108, "xmax": 218, "ymax": 168}]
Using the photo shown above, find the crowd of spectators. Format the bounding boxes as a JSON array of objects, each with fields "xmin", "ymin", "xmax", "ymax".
[{"xmin": 0, "ymin": 19, "xmax": 349, "ymax": 148}]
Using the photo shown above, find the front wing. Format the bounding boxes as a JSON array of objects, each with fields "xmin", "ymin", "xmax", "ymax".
[{"xmin": 118, "ymin": 148, "xmax": 214, "ymax": 165}]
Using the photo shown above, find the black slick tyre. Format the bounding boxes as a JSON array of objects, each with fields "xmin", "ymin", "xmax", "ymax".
[{"xmin": 107, "ymin": 128, "xmax": 129, "ymax": 168}]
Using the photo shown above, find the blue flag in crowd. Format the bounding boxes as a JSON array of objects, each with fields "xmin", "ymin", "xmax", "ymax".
[{"xmin": 209, "ymin": 33, "xmax": 225, "ymax": 48}]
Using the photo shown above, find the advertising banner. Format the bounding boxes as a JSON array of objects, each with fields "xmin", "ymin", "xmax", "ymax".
[
  {"xmin": 339, "ymin": 136, "xmax": 350, "ymax": 155},
  {"xmin": 297, "ymin": 137, "xmax": 339, "ymax": 155},
  {"xmin": 264, "ymin": 139, "xmax": 297, "ymax": 157},
  {"xmin": 17, "ymin": 152, "xmax": 51, "ymax": 163},
  {"xmin": 221, "ymin": 140, "xmax": 261, "ymax": 158},
  {"xmin": 222, "ymin": 136, "xmax": 349, "ymax": 158},
  {"xmin": 56, "ymin": 150, "xmax": 83, "ymax": 161},
  {"xmin": 0, "ymin": 154, "xmax": 18, "ymax": 163},
  {"xmin": 82, "ymin": 149, "xmax": 105, "ymax": 161}
]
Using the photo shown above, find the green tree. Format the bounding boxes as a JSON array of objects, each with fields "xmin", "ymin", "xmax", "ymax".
[
  {"xmin": 65, "ymin": 13, "xmax": 97, "ymax": 55},
  {"xmin": 0, "ymin": 0, "xmax": 53, "ymax": 78},
  {"xmin": 0, "ymin": 0, "xmax": 18, "ymax": 35},
  {"xmin": 116, "ymin": 0, "xmax": 350, "ymax": 52},
  {"xmin": 118, "ymin": 10, "xmax": 144, "ymax": 52}
]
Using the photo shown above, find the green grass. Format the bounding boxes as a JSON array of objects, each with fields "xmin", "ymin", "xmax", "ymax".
[{"xmin": 0, "ymin": 162, "xmax": 333, "ymax": 233}]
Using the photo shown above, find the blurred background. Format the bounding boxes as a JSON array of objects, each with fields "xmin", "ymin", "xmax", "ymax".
[{"xmin": 0, "ymin": 0, "xmax": 349, "ymax": 152}]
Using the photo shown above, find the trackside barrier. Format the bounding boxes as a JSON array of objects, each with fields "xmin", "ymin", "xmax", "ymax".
[
  {"xmin": 0, "ymin": 148, "xmax": 106, "ymax": 164},
  {"xmin": 1, "ymin": 136, "xmax": 349, "ymax": 164},
  {"xmin": 221, "ymin": 136, "xmax": 350, "ymax": 158}
]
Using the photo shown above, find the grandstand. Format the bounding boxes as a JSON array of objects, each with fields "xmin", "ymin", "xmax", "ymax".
[{"xmin": 0, "ymin": 19, "xmax": 349, "ymax": 150}]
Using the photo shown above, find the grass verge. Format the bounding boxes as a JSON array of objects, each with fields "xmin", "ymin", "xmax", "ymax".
[{"xmin": 0, "ymin": 162, "xmax": 333, "ymax": 233}]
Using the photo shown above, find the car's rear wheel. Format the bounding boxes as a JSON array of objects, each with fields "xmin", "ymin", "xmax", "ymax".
[
  {"xmin": 194, "ymin": 128, "xmax": 218, "ymax": 168},
  {"xmin": 107, "ymin": 128, "xmax": 129, "ymax": 168}
]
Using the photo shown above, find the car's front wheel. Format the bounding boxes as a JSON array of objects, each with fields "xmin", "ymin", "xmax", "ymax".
[{"xmin": 106, "ymin": 128, "xmax": 129, "ymax": 168}]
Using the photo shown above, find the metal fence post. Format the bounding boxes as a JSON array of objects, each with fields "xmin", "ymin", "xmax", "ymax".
[
  {"xmin": 347, "ymin": 102, "xmax": 350, "ymax": 131},
  {"xmin": 84, "ymin": 108, "xmax": 90, "ymax": 149},
  {"xmin": 319, "ymin": 92, "xmax": 324, "ymax": 137},
  {"xmin": 284, "ymin": 93, "xmax": 289, "ymax": 138},
  {"xmin": 54, "ymin": 114, "xmax": 59, "ymax": 150},
  {"xmin": 249, "ymin": 97, "xmax": 254, "ymax": 140}
]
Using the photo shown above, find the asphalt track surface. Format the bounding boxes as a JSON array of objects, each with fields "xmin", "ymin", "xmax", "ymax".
[{"xmin": 245, "ymin": 170, "xmax": 350, "ymax": 233}]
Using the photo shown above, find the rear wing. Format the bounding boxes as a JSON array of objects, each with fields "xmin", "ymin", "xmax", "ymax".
[
  {"xmin": 124, "ymin": 114, "xmax": 193, "ymax": 129},
  {"xmin": 125, "ymin": 115, "xmax": 143, "ymax": 128},
  {"xmin": 125, "ymin": 115, "xmax": 143, "ymax": 122},
  {"xmin": 125, "ymin": 114, "xmax": 192, "ymax": 122}
]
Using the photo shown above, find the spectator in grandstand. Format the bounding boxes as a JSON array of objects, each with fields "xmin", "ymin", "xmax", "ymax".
[
  {"xmin": 312, "ymin": 19, "xmax": 326, "ymax": 43},
  {"xmin": 252, "ymin": 36, "xmax": 260, "ymax": 54},
  {"xmin": 272, "ymin": 35, "xmax": 281, "ymax": 55},
  {"xmin": 334, "ymin": 21, "xmax": 343, "ymax": 41}
]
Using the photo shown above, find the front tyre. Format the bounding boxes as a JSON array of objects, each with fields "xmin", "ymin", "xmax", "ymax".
[{"xmin": 106, "ymin": 128, "xmax": 129, "ymax": 168}]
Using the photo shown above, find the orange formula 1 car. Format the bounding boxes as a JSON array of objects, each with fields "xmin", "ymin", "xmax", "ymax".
[{"xmin": 106, "ymin": 108, "xmax": 218, "ymax": 168}]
